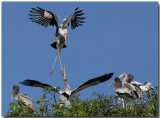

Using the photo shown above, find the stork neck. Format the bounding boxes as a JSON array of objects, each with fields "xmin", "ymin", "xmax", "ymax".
[
  {"xmin": 64, "ymin": 80, "xmax": 71, "ymax": 93},
  {"xmin": 59, "ymin": 28, "xmax": 68, "ymax": 35},
  {"xmin": 14, "ymin": 95, "xmax": 19, "ymax": 100},
  {"xmin": 12, "ymin": 86, "xmax": 19, "ymax": 98}
]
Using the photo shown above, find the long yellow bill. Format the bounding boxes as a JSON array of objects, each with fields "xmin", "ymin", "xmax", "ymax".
[
  {"xmin": 64, "ymin": 33, "xmax": 67, "ymax": 41},
  {"xmin": 64, "ymin": 66, "xmax": 67, "ymax": 81},
  {"xmin": 64, "ymin": 66, "xmax": 66, "ymax": 77},
  {"xmin": 118, "ymin": 72, "xmax": 126, "ymax": 79},
  {"xmin": 107, "ymin": 83, "xmax": 115, "ymax": 87}
]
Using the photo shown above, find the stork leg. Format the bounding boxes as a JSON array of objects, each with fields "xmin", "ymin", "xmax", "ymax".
[
  {"xmin": 58, "ymin": 52, "xmax": 63, "ymax": 76},
  {"xmin": 118, "ymin": 98, "xmax": 125, "ymax": 108},
  {"xmin": 115, "ymin": 96, "xmax": 118, "ymax": 105},
  {"xmin": 50, "ymin": 53, "xmax": 58, "ymax": 76},
  {"xmin": 121, "ymin": 99, "xmax": 125, "ymax": 108}
]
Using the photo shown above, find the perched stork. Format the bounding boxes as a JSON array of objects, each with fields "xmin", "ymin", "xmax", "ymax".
[
  {"xmin": 122, "ymin": 73, "xmax": 153, "ymax": 96},
  {"xmin": 29, "ymin": 7, "xmax": 85, "ymax": 76},
  {"xmin": 20, "ymin": 67, "xmax": 113, "ymax": 108},
  {"xmin": 108, "ymin": 72, "xmax": 153, "ymax": 107},
  {"xmin": 107, "ymin": 73, "xmax": 141, "ymax": 107},
  {"xmin": 11, "ymin": 85, "xmax": 35, "ymax": 110}
]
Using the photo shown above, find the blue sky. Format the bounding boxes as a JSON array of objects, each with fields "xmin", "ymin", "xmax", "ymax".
[{"xmin": 2, "ymin": 2, "xmax": 158, "ymax": 116}]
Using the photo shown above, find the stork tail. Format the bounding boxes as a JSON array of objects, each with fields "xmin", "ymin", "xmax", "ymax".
[{"xmin": 51, "ymin": 42, "xmax": 67, "ymax": 49}]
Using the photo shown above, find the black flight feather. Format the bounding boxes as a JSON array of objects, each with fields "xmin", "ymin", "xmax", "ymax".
[
  {"xmin": 71, "ymin": 73, "xmax": 114, "ymax": 96},
  {"xmin": 20, "ymin": 80, "xmax": 59, "ymax": 93}
]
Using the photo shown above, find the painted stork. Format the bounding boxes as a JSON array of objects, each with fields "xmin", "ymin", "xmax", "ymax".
[
  {"xmin": 29, "ymin": 7, "xmax": 85, "ymax": 76},
  {"xmin": 107, "ymin": 73, "xmax": 141, "ymax": 107},
  {"xmin": 122, "ymin": 73, "xmax": 153, "ymax": 96},
  {"xmin": 11, "ymin": 85, "xmax": 35, "ymax": 110},
  {"xmin": 20, "ymin": 67, "xmax": 113, "ymax": 108}
]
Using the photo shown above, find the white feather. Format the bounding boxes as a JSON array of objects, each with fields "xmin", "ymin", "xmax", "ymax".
[
  {"xmin": 15, "ymin": 94, "xmax": 35, "ymax": 110},
  {"xmin": 59, "ymin": 94, "xmax": 72, "ymax": 108},
  {"xmin": 131, "ymin": 81, "xmax": 142, "ymax": 85},
  {"xmin": 144, "ymin": 82, "xmax": 152, "ymax": 88},
  {"xmin": 115, "ymin": 87, "xmax": 131, "ymax": 94}
]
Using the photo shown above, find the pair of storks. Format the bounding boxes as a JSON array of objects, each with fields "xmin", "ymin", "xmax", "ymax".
[{"xmin": 107, "ymin": 72, "xmax": 153, "ymax": 107}]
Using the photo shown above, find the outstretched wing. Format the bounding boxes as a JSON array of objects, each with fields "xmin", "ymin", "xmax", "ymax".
[
  {"xmin": 71, "ymin": 73, "xmax": 114, "ymax": 96},
  {"xmin": 20, "ymin": 79, "xmax": 60, "ymax": 94},
  {"xmin": 62, "ymin": 7, "xmax": 86, "ymax": 30},
  {"xmin": 29, "ymin": 7, "xmax": 59, "ymax": 28}
]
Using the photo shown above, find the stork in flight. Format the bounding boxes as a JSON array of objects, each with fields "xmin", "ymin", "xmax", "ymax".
[
  {"xmin": 29, "ymin": 7, "xmax": 85, "ymax": 76},
  {"xmin": 20, "ymin": 67, "xmax": 113, "ymax": 108},
  {"xmin": 11, "ymin": 85, "xmax": 35, "ymax": 110}
]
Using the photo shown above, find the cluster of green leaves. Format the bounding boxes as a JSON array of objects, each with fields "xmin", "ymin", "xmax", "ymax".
[
  {"xmin": 7, "ymin": 87, "xmax": 159, "ymax": 117},
  {"xmin": 7, "ymin": 99, "xmax": 37, "ymax": 116}
]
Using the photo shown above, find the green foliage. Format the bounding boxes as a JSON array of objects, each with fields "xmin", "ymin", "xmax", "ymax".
[
  {"xmin": 7, "ymin": 99, "xmax": 37, "ymax": 116},
  {"xmin": 7, "ymin": 87, "xmax": 159, "ymax": 117}
]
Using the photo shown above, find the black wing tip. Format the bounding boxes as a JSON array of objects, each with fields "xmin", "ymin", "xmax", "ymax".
[
  {"xmin": 19, "ymin": 80, "xmax": 30, "ymax": 86},
  {"xmin": 75, "ymin": 7, "xmax": 79, "ymax": 11},
  {"xmin": 77, "ymin": 20, "xmax": 85, "ymax": 23},
  {"xmin": 101, "ymin": 73, "xmax": 114, "ymax": 81},
  {"xmin": 28, "ymin": 14, "xmax": 35, "ymax": 17},
  {"xmin": 31, "ymin": 7, "xmax": 40, "ymax": 9},
  {"xmin": 76, "ymin": 13, "xmax": 85, "ymax": 16},
  {"xmin": 37, "ymin": 7, "xmax": 44, "ymax": 11},
  {"xmin": 31, "ymin": 8, "xmax": 35, "ymax": 10},
  {"xmin": 29, "ymin": 17, "xmax": 34, "ymax": 20},
  {"xmin": 77, "ymin": 17, "xmax": 86, "ymax": 20},
  {"xmin": 109, "ymin": 73, "xmax": 114, "ymax": 76},
  {"xmin": 19, "ymin": 79, "xmax": 39, "ymax": 85}
]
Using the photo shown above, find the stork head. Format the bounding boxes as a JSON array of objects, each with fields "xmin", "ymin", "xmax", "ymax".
[
  {"xmin": 115, "ymin": 77, "xmax": 121, "ymax": 83},
  {"xmin": 11, "ymin": 85, "xmax": 19, "ymax": 100},
  {"xmin": 127, "ymin": 74, "xmax": 134, "ymax": 83},
  {"xmin": 107, "ymin": 77, "xmax": 122, "ymax": 88}
]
